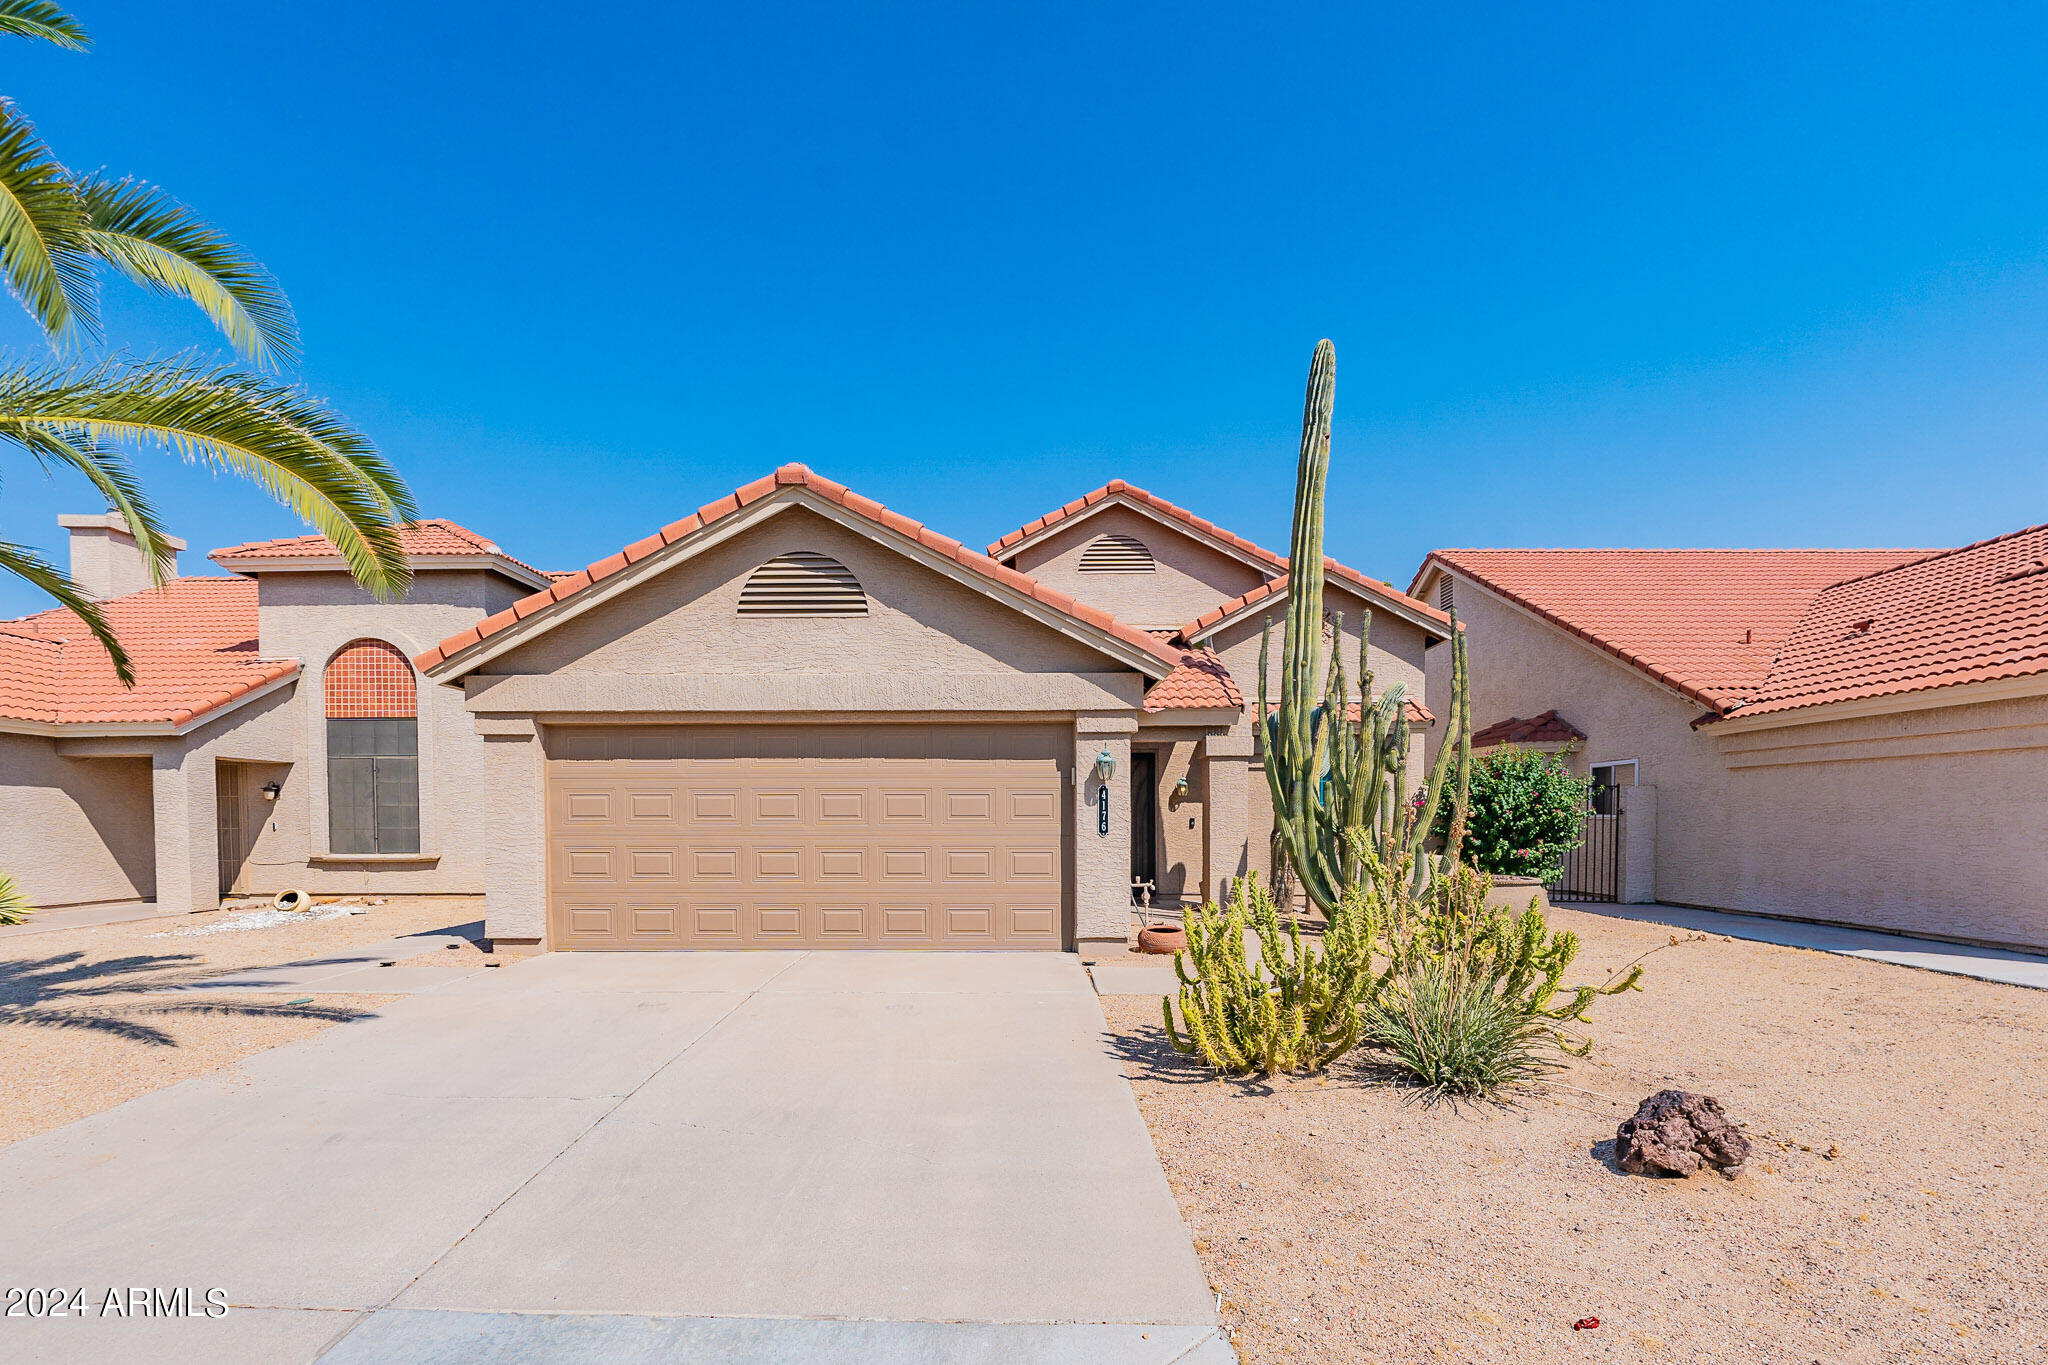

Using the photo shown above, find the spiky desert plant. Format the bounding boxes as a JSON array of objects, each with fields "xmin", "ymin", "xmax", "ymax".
[
  {"xmin": 1260, "ymin": 339, "xmax": 1474, "ymax": 913},
  {"xmin": 0, "ymin": 870, "xmax": 30, "ymax": 925},
  {"xmin": 1367, "ymin": 864, "xmax": 1645, "ymax": 1097},
  {"xmin": 1161, "ymin": 871, "xmax": 1378, "ymax": 1075}
]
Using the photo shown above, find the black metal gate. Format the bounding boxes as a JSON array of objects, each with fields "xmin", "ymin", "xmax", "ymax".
[{"xmin": 1548, "ymin": 805, "xmax": 1621, "ymax": 903}]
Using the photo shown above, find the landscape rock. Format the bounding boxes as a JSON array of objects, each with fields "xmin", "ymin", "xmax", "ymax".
[{"xmin": 1615, "ymin": 1089, "xmax": 1750, "ymax": 1178}]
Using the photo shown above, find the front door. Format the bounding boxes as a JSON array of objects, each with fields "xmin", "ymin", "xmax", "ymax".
[{"xmin": 1130, "ymin": 750, "xmax": 1158, "ymax": 899}]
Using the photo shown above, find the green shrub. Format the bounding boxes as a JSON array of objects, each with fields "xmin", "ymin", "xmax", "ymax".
[
  {"xmin": 1442, "ymin": 746, "xmax": 1590, "ymax": 883},
  {"xmin": 1364, "ymin": 957, "xmax": 1554, "ymax": 1097}
]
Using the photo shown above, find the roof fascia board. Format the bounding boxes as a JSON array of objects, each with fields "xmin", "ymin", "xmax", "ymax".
[
  {"xmin": 426, "ymin": 488, "xmax": 1174, "ymax": 682},
  {"xmin": 1706, "ymin": 671, "xmax": 2048, "ymax": 734},
  {"xmin": 1189, "ymin": 576, "xmax": 1447, "ymax": 645},
  {"xmin": 214, "ymin": 554, "xmax": 552, "ymax": 592}
]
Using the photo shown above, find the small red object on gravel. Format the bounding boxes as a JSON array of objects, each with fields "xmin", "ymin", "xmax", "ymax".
[{"xmin": 1572, "ymin": 1317, "xmax": 1600, "ymax": 1330}]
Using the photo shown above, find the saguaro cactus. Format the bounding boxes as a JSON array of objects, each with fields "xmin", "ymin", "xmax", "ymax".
[{"xmin": 1260, "ymin": 339, "xmax": 1473, "ymax": 914}]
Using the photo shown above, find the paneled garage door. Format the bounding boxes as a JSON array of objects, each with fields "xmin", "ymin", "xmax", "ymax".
[{"xmin": 546, "ymin": 725, "xmax": 1069, "ymax": 950}]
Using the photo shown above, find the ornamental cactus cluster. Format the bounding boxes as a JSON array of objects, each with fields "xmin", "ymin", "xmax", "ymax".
[
  {"xmin": 1160, "ymin": 871, "xmax": 1376, "ymax": 1074},
  {"xmin": 1259, "ymin": 339, "xmax": 1474, "ymax": 913}
]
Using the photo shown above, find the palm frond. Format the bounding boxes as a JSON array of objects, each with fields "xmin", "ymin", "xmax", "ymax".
[
  {"xmin": 0, "ymin": 101, "xmax": 95, "ymax": 343},
  {"xmin": 79, "ymin": 175, "xmax": 299, "ymax": 368},
  {"xmin": 0, "ymin": 534, "xmax": 129, "ymax": 682},
  {"xmin": 0, "ymin": 357, "xmax": 415, "ymax": 598},
  {"xmin": 0, "ymin": 870, "xmax": 31, "ymax": 926},
  {"xmin": 0, "ymin": 0, "xmax": 88, "ymax": 50},
  {"xmin": 7, "ymin": 422, "xmax": 174, "ymax": 585}
]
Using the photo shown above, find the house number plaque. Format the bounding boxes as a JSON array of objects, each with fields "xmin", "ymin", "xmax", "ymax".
[{"xmin": 1097, "ymin": 785, "xmax": 1110, "ymax": 836}]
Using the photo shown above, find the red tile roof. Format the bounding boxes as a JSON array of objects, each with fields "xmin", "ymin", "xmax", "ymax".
[
  {"xmin": 212, "ymin": 518, "xmax": 549, "ymax": 583},
  {"xmin": 1418, "ymin": 548, "xmax": 1928, "ymax": 713},
  {"xmin": 1178, "ymin": 571, "xmax": 1450, "ymax": 643},
  {"xmin": 1143, "ymin": 649, "xmax": 1244, "ymax": 712},
  {"xmin": 0, "ymin": 577, "xmax": 297, "ymax": 727},
  {"xmin": 1260, "ymin": 697, "xmax": 1435, "ymax": 726},
  {"xmin": 991, "ymin": 479, "xmax": 1452, "ymax": 634},
  {"xmin": 1470, "ymin": 709, "xmax": 1585, "ymax": 748},
  {"xmin": 1727, "ymin": 523, "xmax": 2048, "ymax": 719},
  {"xmin": 416, "ymin": 465, "xmax": 1190, "ymax": 677}
]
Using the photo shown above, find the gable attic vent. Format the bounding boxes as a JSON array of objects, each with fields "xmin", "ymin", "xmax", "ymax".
[
  {"xmin": 1436, "ymin": 574, "xmax": 1453, "ymax": 613},
  {"xmin": 738, "ymin": 551, "xmax": 868, "ymax": 616},
  {"xmin": 1079, "ymin": 533, "xmax": 1156, "ymax": 574}
]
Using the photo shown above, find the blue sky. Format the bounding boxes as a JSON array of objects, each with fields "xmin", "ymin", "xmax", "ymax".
[{"xmin": 4, "ymin": 2, "xmax": 2046, "ymax": 616}]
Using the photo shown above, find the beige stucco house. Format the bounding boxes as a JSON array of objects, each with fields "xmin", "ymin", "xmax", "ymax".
[
  {"xmin": 0, "ymin": 469, "xmax": 1449, "ymax": 955},
  {"xmin": 1411, "ymin": 527, "xmax": 2048, "ymax": 951}
]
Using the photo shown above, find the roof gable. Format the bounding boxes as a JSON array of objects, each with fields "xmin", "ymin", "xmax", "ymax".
[
  {"xmin": 417, "ymin": 465, "xmax": 1186, "ymax": 682},
  {"xmin": 994, "ymin": 479, "xmax": 1451, "ymax": 638}
]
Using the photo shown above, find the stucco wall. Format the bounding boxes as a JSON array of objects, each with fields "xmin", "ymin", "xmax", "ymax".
[
  {"xmin": 1430, "ymin": 569, "xmax": 2048, "ymax": 950},
  {"xmin": 0, "ymin": 734, "xmax": 154, "ymax": 907},
  {"xmin": 247, "ymin": 569, "xmax": 507, "ymax": 895},
  {"xmin": 1007, "ymin": 504, "xmax": 1270, "ymax": 630}
]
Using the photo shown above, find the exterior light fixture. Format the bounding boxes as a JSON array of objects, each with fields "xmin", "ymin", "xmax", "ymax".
[
  {"xmin": 260, "ymin": 781, "xmax": 282, "ymax": 802},
  {"xmin": 1173, "ymin": 776, "xmax": 1190, "ymax": 799},
  {"xmin": 1093, "ymin": 750, "xmax": 1116, "ymax": 781}
]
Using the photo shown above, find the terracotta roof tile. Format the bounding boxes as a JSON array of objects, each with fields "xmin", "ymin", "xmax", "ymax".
[
  {"xmin": 418, "ymin": 465, "xmax": 1189, "ymax": 675},
  {"xmin": 211, "ymin": 518, "xmax": 549, "ymax": 583},
  {"xmin": 1420, "ymin": 547, "xmax": 1928, "ymax": 713},
  {"xmin": 1471, "ymin": 709, "xmax": 1585, "ymax": 747},
  {"xmin": 992, "ymin": 479, "xmax": 1450, "ymax": 633},
  {"xmin": 1176, "ymin": 569, "xmax": 1447, "ymax": 642},
  {"xmin": 1727, "ymin": 523, "xmax": 2048, "ymax": 719},
  {"xmin": 1143, "ymin": 649, "xmax": 1244, "ymax": 712},
  {"xmin": 0, "ymin": 577, "xmax": 297, "ymax": 727}
]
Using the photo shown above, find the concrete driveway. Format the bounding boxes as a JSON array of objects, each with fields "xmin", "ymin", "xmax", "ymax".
[{"xmin": 0, "ymin": 952, "xmax": 1224, "ymax": 1364}]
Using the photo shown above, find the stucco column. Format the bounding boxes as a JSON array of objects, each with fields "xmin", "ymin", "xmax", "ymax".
[
  {"xmin": 1621, "ymin": 784, "xmax": 1657, "ymax": 905},
  {"xmin": 479, "ymin": 719, "xmax": 548, "ymax": 948},
  {"xmin": 150, "ymin": 750, "xmax": 219, "ymax": 915},
  {"xmin": 1073, "ymin": 716, "xmax": 1135, "ymax": 953},
  {"xmin": 1202, "ymin": 729, "xmax": 1253, "ymax": 905}
]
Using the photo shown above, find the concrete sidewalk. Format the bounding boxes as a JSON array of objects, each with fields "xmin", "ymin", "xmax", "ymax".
[
  {"xmin": 0, "ymin": 951, "xmax": 1221, "ymax": 1364},
  {"xmin": 1588, "ymin": 903, "xmax": 2048, "ymax": 991}
]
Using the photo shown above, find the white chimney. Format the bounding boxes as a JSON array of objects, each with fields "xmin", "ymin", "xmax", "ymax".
[{"xmin": 57, "ymin": 513, "xmax": 185, "ymax": 601}]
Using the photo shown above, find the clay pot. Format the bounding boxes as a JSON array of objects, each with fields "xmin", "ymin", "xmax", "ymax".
[{"xmin": 1137, "ymin": 923, "xmax": 1186, "ymax": 954}]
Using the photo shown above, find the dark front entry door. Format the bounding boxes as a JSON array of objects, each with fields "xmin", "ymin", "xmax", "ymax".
[{"xmin": 1130, "ymin": 750, "xmax": 1158, "ymax": 897}]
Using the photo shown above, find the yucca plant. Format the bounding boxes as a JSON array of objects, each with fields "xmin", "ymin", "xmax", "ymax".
[
  {"xmin": 1367, "ymin": 864, "xmax": 1645, "ymax": 1099},
  {"xmin": 0, "ymin": 870, "xmax": 30, "ymax": 925},
  {"xmin": 0, "ymin": 0, "xmax": 414, "ymax": 683}
]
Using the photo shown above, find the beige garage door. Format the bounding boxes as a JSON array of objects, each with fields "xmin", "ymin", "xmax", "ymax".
[{"xmin": 546, "ymin": 725, "xmax": 1069, "ymax": 950}]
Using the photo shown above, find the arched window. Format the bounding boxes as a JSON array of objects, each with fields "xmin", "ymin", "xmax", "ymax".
[
  {"xmin": 1078, "ymin": 533, "xmax": 1155, "ymax": 573},
  {"xmin": 738, "ymin": 551, "xmax": 867, "ymax": 616},
  {"xmin": 324, "ymin": 640, "xmax": 419, "ymax": 855}
]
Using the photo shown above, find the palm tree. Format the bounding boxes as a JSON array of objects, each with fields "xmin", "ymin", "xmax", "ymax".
[{"xmin": 0, "ymin": 0, "xmax": 414, "ymax": 683}]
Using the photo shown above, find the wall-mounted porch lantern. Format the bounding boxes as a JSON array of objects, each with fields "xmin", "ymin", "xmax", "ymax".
[{"xmin": 260, "ymin": 780, "xmax": 282, "ymax": 803}]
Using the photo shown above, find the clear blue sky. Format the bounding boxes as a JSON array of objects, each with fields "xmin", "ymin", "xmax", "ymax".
[{"xmin": 4, "ymin": 2, "xmax": 2046, "ymax": 617}]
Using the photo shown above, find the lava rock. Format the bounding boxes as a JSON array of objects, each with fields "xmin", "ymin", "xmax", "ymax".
[{"xmin": 1615, "ymin": 1089, "xmax": 1750, "ymax": 1178}]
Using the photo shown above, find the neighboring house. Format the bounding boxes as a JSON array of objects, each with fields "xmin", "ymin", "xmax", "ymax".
[
  {"xmin": 1411, "ymin": 528, "xmax": 2048, "ymax": 951},
  {"xmin": 0, "ymin": 470, "xmax": 1449, "ymax": 955}
]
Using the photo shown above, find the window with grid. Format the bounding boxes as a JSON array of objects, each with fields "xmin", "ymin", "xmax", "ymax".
[{"xmin": 324, "ymin": 640, "xmax": 420, "ymax": 854}]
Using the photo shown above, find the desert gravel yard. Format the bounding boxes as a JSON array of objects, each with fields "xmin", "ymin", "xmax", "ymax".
[
  {"xmin": 0, "ymin": 897, "xmax": 482, "ymax": 1147},
  {"xmin": 1100, "ymin": 906, "xmax": 2048, "ymax": 1364}
]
